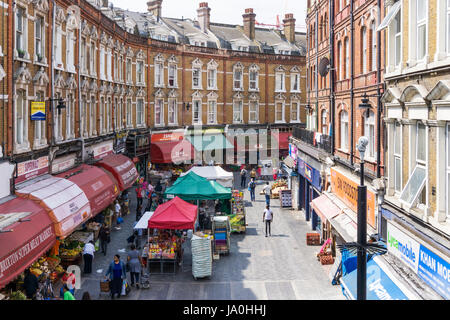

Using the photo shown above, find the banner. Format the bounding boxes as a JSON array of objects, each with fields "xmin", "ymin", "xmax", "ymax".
[{"xmin": 330, "ymin": 168, "xmax": 376, "ymax": 228}]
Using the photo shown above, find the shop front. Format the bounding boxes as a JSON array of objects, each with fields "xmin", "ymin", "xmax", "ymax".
[
  {"xmin": 15, "ymin": 156, "xmax": 50, "ymax": 185},
  {"xmin": 85, "ymin": 140, "xmax": 114, "ymax": 161},
  {"xmin": 297, "ymin": 154, "xmax": 323, "ymax": 229},
  {"xmin": 126, "ymin": 132, "xmax": 151, "ymax": 178},
  {"xmin": 150, "ymin": 131, "xmax": 194, "ymax": 166}
]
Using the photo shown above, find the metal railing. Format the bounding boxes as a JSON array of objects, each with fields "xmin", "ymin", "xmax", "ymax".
[{"xmin": 292, "ymin": 127, "xmax": 333, "ymax": 154}]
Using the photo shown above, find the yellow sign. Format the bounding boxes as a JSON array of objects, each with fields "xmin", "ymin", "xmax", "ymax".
[
  {"xmin": 31, "ymin": 101, "xmax": 46, "ymax": 121},
  {"xmin": 330, "ymin": 168, "xmax": 376, "ymax": 228}
]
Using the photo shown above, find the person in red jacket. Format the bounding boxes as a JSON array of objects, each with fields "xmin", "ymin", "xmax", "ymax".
[{"xmin": 135, "ymin": 185, "xmax": 143, "ymax": 208}]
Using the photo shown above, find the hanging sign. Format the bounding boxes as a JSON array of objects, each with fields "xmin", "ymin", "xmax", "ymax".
[{"xmin": 30, "ymin": 102, "xmax": 46, "ymax": 121}]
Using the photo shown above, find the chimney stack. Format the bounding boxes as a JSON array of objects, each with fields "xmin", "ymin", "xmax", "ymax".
[
  {"xmin": 243, "ymin": 8, "xmax": 256, "ymax": 41},
  {"xmin": 197, "ymin": 2, "xmax": 211, "ymax": 33},
  {"xmin": 283, "ymin": 13, "xmax": 296, "ymax": 43},
  {"xmin": 147, "ymin": 0, "xmax": 163, "ymax": 20}
]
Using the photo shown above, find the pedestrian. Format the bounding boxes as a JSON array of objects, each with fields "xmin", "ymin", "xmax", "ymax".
[
  {"xmin": 240, "ymin": 167, "xmax": 248, "ymax": 188},
  {"xmin": 150, "ymin": 194, "xmax": 159, "ymax": 212},
  {"xmin": 199, "ymin": 202, "xmax": 206, "ymax": 230},
  {"xmin": 114, "ymin": 200, "xmax": 122, "ymax": 231},
  {"xmin": 83, "ymin": 241, "xmax": 95, "ymax": 274},
  {"xmin": 59, "ymin": 270, "xmax": 76, "ymax": 297},
  {"xmin": 262, "ymin": 205, "xmax": 274, "ymax": 237},
  {"xmin": 248, "ymin": 178, "xmax": 256, "ymax": 202},
  {"xmin": 23, "ymin": 269, "xmax": 39, "ymax": 300},
  {"xmin": 62, "ymin": 284, "xmax": 76, "ymax": 300},
  {"xmin": 81, "ymin": 291, "xmax": 91, "ymax": 300},
  {"xmin": 105, "ymin": 254, "xmax": 127, "ymax": 299},
  {"xmin": 99, "ymin": 224, "xmax": 110, "ymax": 256},
  {"xmin": 136, "ymin": 204, "xmax": 143, "ymax": 221},
  {"xmin": 155, "ymin": 180, "xmax": 163, "ymax": 197},
  {"xmin": 147, "ymin": 182, "xmax": 154, "ymax": 195},
  {"xmin": 135, "ymin": 184, "xmax": 143, "ymax": 208},
  {"xmin": 263, "ymin": 182, "xmax": 272, "ymax": 205},
  {"xmin": 250, "ymin": 167, "xmax": 257, "ymax": 180},
  {"xmin": 121, "ymin": 190, "xmax": 129, "ymax": 216},
  {"xmin": 127, "ymin": 244, "xmax": 144, "ymax": 288}
]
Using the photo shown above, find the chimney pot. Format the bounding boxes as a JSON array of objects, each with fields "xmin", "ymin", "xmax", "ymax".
[
  {"xmin": 283, "ymin": 13, "xmax": 296, "ymax": 43},
  {"xmin": 197, "ymin": 2, "xmax": 211, "ymax": 32},
  {"xmin": 243, "ymin": 8, "xmax": 256, "ymax": 40}
]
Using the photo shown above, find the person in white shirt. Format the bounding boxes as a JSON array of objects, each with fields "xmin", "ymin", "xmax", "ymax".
[
  {"xmin": 263, "ymin": 182, "xmax": 272, "ymax": 205},
  {"xmin": 83, "ymin": 241, "xmax": 95, "ymax": 274},
  {"xmin": 114, "ymin": 200, "xmax": 121, "ymax": 230},
  {"xmin": 262, "ymin": 205, "xmax": 273, "ymax": 237}
]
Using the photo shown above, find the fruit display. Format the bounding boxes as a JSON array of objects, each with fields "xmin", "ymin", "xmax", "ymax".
[
  {"xmin": 59, "ymin": 239, "xmax": 84, "ymax": 259},
  {"xmin": 228, "ymin": 190, "xmax": 246, "ymax": 233},
  {"xmin": 9, "ymin": 291, "xmax": 27, "ymax": 300},
  {"xmin": 271, "ymin": 181, "xmax": 288, "ymax": 199},
  {"xmin": 29, "ymin": 255, "xmax": 65, "ymax": 280},
  {"xmin": 148, "ymin": 237, "xmax": 178, "ymax": 260},
  {"xmin": 271, "ymin": 180, "xmax": 287, "ymax": 190}
]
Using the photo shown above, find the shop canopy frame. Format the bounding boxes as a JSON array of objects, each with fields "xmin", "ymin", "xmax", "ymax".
[
  {"xmin": 164, "ymin": 171, "xmax": 232, "ymax": 201},
  {"xmin": 148, "ymin": 197, "xmax": 198, "ymax": 230},
  {"xmin": 94, "ymin": 154, "xmax": 139, "ymax": 192}
]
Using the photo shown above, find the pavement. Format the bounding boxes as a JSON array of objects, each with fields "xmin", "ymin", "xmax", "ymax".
[{"xmin": 74, "ymin": 173, "xmax": 345, "ymax": 300}]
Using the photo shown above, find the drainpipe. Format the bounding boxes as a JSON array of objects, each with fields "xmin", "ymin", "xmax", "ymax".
[
  {"xmin": 315, "ymin": 9, "xmax": 319, "ymax": 131},
  {"xmin": 329, "ymin": 0, "xmax": 335, "ymax": 154},
  {"xmin": 376, "ymin": 0, "xmax": 382, "ymax": 178},
  {"xmin": 350, "ymin": 0, "xmax": 354, "ymax": 166},
  {"xmin": 51, "ymin": 1, "xmax": 56, "ymax": 149},
  {"xmin": 306, "ymin": 18, "xmax": 310, "ymax": 129}
]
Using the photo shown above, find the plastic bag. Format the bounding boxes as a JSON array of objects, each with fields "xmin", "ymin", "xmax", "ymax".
[
  {"xmin": 121, "ymin": 280, "xmax": 130, "ymax": 296},
  {"xmin": 117, "ymin": 217, "xmax": 124, "ymax": 224}
]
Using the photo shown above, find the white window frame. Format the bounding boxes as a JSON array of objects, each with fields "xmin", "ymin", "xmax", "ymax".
[
  {"xmin": 192, "ymin": 99, "xmax": 202, "ymax": 125},
  {"xmin": 15, "ymin": 6, "xmax": 28, "ymax": 59},
  {"xmin": 345, "ymin": 37, "xmax": 350, "ymax": 79},
  {"xmin": 192, "ymin": 67, "xmax": 202, "ymax": 89},
  {"xmin": 15, "ymin": 89, "xmax": 29, "ymax": 150},
  {"xmin": 371, "ymin": 21, "xmax": 377, "ymax": 71},
  {"xmin": 113, "ymin": 97, "xmax": 118, "ymax": 130},
  {"xmin": 154, "ymin": 62, "xmax": 164, "ymax": 87},
  {"xmin": 66, "ymin": 31, "xmax": 76, "ymax": 73},
  {"xmin": 249, "ymin": 100, "xmax": 259, "ymax": 124},
  {"xmin": 89, "ymin": 95, "xmax": 97, "ymax": 136},
  {"xmin": 207, "ymin": 100, "xmax": 217, "ymax": 125},
  {"xmin": 321, "ymin": 110, "xmax": 328, "ymax": 135},
  {"xmin": 81, "ymin": 95, "xmax": 88, "ymax": 137},
  {"xmin": 393, "ymin": 121, "xmax": 403, "ymax": 193},
  {"xmin": 364, "ymin": 110, "xmax": 375, "ymax": 159},
  {"xmin": 291, "ymin": 101, "xmax": 300, "ymax": 123},
  {"xmin": 340, "ymin": 110, "xmax": 349, "ymax": 151},
  {"xmin": 136, "ymin": 60, "xmax": 145, "ymax": 85},
  {"xmin": 126, "ymin": 98, "xmax": 133, "ymax": 128},
  {"xmin": 106, "ymin": 96, "xmax": 112, "ymax": 133},
  {"xmin": 106, "ymin": 49, "xmax": 112, "ymax": 81},
  {"xmin": 275, "ymin": 100, "xmax": 285, "ymax": 123},
  {"xmin": 207, "ymin": 68, "xmax": 217, "ymax": 90},
  {"xmin": 337, "ymin": 41, "xmax": 342, "ymax": 80},
  {"xmin": 233, "ymin": 100, "xmax": 243, "ymax": 124},
  {"xmin": 126, "ymin": 58, "xmax": 132, "ymax": 84},
  {"xmin": 249, "ymin": 69, "xmax": 259, "ymax": 91},
  {"xmin": 99, "ymin": 46, "xmax": 106, "ymax": 80},
  {"xmin": 155, "ymin": 98, "xmax": 164, "ymax": 127},
  {"xmin": 114, "ymin": 53, "xmax": 118, "ymax": 81},
  {"xmin": 66, "ymin": 92, "xmax": 75, "ymax": 139},
  {"xmin": 168, "ymin": 64, "xmax": 178, "ymax": 88},
  {"xmin": 362, "ymin": 27, "xmax": 367, "ymax": 74},
  {"xmin": 99, "ymin": 96, "xmax": 105, "ymax": 134},
  {"xmin": 233, "ymin": 66, "xmax": 243, "ymax": 91},
  {"xmin": 90, "ymin": 42, "xmax": 97, "ymax": 77},
  {"xmin": 35, "ymin": 15, "xmax": 45, "ymax": 63},
  {"xmin": 446, "ymin": 0, "xmax": 450, "ymax": 55},
  {"xmin": 136, "ymin": 98, "xmax": 145, "ymax": 127},
  {"xmin": 291, "ymin": 73, "xmax": 300, "ymax": 92},
  {"xmin": 168, "ymin": 98, "xmax": 177, "ymax": 125},
  {"xmin": 416, "ymin": 0, "xmax": 428, "ymax": 62},
  {"xmin": 55, "ymin": 92, "xmax": 63, "ymax": 141},
  {"xmin": 275, "ymin": 72, "xmax": 286, "ymax": 92},
  {"xmin": 54, "ymin": 26, "xmax": 63, "ymax": 69}
]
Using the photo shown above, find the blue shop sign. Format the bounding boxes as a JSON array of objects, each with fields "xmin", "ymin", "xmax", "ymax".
[
  {"xmin": 417, "ymin": 245, "xmax": 450, "ymax": 300},
  {"xmin": 297, "ymin": 158, "xmax": 322, "ymax": 191}
]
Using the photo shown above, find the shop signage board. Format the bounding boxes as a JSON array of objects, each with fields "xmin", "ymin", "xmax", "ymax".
[
  {"xmin": 387, "ymin": 222, "xmax": 450, "ymax": 299},
  {"xmin": 330, "ymin": 168, "xmax": 376, "ymax": 228},
  {"xmin": 30, "ymin": 101, "xmax": 46, "ymax": 121},
  {"xmin": 91, "ymin": 141, "xmax": 114, "ymax": 160},
  {"xmin": 289, "ymin": 143, "xmax": 297, "ymax": 159},
  {"xmin": 16, "ymin": 156, "xmax": 49, "ymax": 184},
  {"xmin": 152, "ymin": 132, "xmax": 184, "ymax": 142},
  {"xmin": 115, "ymin": 132, "xmax": 128, "ymax": 154},
  {"xmin": 297, "ymin": 158, "xmax": 322, "ymax": 191},
  {"xmin": 51, "ymin": 154, "xmax": 76, "ymax": 174}
]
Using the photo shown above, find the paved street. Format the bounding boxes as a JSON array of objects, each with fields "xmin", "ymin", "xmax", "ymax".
[{"xmin": 75, "ymin": 174, "xmax": 344, "ymax": 300}]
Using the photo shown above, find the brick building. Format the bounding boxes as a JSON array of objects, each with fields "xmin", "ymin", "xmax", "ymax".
[{"xmin": 0, "ymin": 0, "xmax": 306, "ymax": 196}]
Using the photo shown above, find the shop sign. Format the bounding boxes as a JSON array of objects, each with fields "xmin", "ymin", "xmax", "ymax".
[
  {"xmin": 30, "ymin": 102, "xmax": 46, "ymax": 121},
  {"xmin": 297, "ymin": 158, "xmax": 321, "ymax": 191},
  {"xmin": 115, "ymin": 132, "xmax": 128, "ymax": 154},
  {"xmin": 289, "ymin": 143, "xmax": 298, "ymax": 159},
  {"xmin": 16, "ymin": 156, "xmax": 49, "ymax": 184},
  {"xmin": 386, "ymin": 222, "xmax": 450, "ymax": 299},
  {"xmin": 330, "ymin": 168, "xmax": 376, "ymax": 228},
  {"xmin": 152, "ymin": 132, "xmax": 184, "ymax": 143},
  {"xmin": 91, "ymin": 141, "xmax": 114, "ymax": 160},
  {"xmin": 51, "ymin": 154, "xmax": 76, "ymax": 174}
]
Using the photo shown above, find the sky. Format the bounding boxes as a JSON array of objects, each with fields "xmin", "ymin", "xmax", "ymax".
[{"xmin": 110, "ymin": 0, "xmax": 307, "ymax": 32}]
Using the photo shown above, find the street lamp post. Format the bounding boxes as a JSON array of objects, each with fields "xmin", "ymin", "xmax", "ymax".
[{"xmin": 356, "ymin": 136, "xmax": 369, "ymax": 300}]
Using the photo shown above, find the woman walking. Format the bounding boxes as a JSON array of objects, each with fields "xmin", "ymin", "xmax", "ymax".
[
  {"xmin": 127, "ymin": 244, "xmax": 144, "ymax": 288},
  {"xmin": 105, "ymin": 254, "xmax": 126, "ymax": 299}
]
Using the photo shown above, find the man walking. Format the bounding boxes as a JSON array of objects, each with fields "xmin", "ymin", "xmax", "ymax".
[
  {"xmin": 83, "ymin": 240, "xmax": 95, "ymax": 274},
  {"xmin": 99, "ymin": 224, "xmax": 109, "ymax": 256},
  {"xmin": 263, "ymin": 182, "xmax": 271, "ymax": 205},
  {"xmin": 240, "ymin": 167, "xmax": 248, "ymax": 188},
  {"xmin": 263, "ymin": 205, "xmax": 273, "ymax": 237},
  {"xmin": 248, "ymin": 178, "xmax": 256, "ymax": 202},
  {"xmin": 114, "ymin": 200, "xmax": 122, "ymax": 231}
]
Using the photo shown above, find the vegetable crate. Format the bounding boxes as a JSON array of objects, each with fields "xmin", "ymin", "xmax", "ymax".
[{"xmin": 306, "ymin": 233, "xmax": 321, "ymax": 246}]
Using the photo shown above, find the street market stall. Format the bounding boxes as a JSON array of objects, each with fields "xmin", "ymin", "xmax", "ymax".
[
  {"xmin": 145, "ymin": 197, "xmax": 198, "ymax": 274},
  {"xmin": 228, "ymin": 190, "xmax": 246, "ymax": 233},
  {"xmin": 180, "ymin": 166, "xmax": 234, "ymax": 188},
  {"xmin": 212, "ymin": 216, "xmax": 231, "ymax": 256}
]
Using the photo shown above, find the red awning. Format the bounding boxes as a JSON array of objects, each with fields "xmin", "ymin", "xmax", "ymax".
[
  {"xmin": 148, "ymin": 196, "xmax": 198, "ymax": 230},
  {"xmin": 150, "ymin": 140, "xmax": 194, "ymax": 164},
  {"xmin": 56, "ymin": 164, "xmax": 120, "ymax": 217},
  {"xmin": 94, "ymin": 154, "xmax": 139, "ymax": 191},
  {"xmin": 311, "ymin": 195, "xmax": 341, "ymax": 223},
  {"xmin": 0, "ymin": 198, "xmax": 56, "ymax": 289}
]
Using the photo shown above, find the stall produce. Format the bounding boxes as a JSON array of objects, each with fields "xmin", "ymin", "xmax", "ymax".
[
  {"xmin": 58, "ymin": 239, "xmax": 84, "ymax": 268},
  {"xmin": 228, "ymin": 190, "xmax": 246, "ymax": 233},
  {"xmin": 212, "ymin": 216, "xmax": 230, "ymax": 255},
  {"xmin": 191, "ymin": 232, "xmax": 213, "ymax": 280},
  {"xmin": 270, "ymin": 180, "xmax": 288, "ymax": 199},
  {"xmin": 146, "ymin": 232, "xmax": 184, "ymax": 274}
]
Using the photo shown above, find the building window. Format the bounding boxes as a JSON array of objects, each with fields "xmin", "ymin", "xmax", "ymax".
[
  {"xmin": 16, "ymin": 89, "xmax": 27, "ymax": 146},
  {"xmin": 337, "ymin": 41, "xmax": 342, "ymax": 80},
  {"xmin": 155, "ymin": 62, "xmax": 164, "ymax": 87},
  {"xmin": 168, "ymin": 64, "xmax": 177, "ymax": 87},
  {"xmin": 168, "ymin": 99, "xmax": 177, "ymax": 125},
  {"xmin": 400, "ymin": 122, "xmax": 427, "ymax": 207},
  {"xmin": 34, "ymin": 91, "xmax": 46, "ymax": 145},
  {"xmin": 344, "ymin": 37, "xmax": 350, "ymax": 79},
  {"xmin": 249, "ymin": 69, "xmax": 259, "ymax": 91},
  {"xmin": 55, "ymin": 93, "xmax": 63, "ymax": 140},
  {"xmin": 106, "ymin": 50, "xmax": 112, "ymax": 81},
  {"xmin": 126, "ymin": 58, "xmax": 132, "ymax": 83},
  {"xmin": 275, "ymin": 72, "xmax": 286, "ymax": 92},
  {"xmin": 291, "ymin": 101, "xmax": 300, "ymax": 123},
  {"xmin": 207, "ymin": 68, "xmax": 217, "ymax": 90},
  {"xmin": 155, "ymin": 99, "xmax": 163, "ymax": 126},
  {"xmin": 275, "ymin": 101, "xmax": 285, "ymax": 123},
  {"xmin": 192, "ymin": 99, "xmax": 202, "ymax": 124},
  {"xmin": 99, "ymin": 46, "xmax": 105, "ymax": 80},
  {"xmin": 416, "ymin": 1, "xmax": 427, "ymax": 61},
  {"xmin": 321, "ymin": 110, "xmax": 328, "ymax": 135},
  {"xmin": 126, "ymin": 98, "xmax": 132, "ymax": 127},
  {"xmin": 137, "ymin": 99, "xmax": 144, "ymax": 126},
  {"xmin": 207, "ymin": 100, "xmax": 217, "ymax": 124},
  {"xmin": 233, "ymin": 100, "xmax": 243, "ymax": 123},
  {"xmin": 233, "ymin": 67, "xmax": 243, "ymax": 90},
  {"xmin": 66, "ymin": 93, "xmax": 75, "ymax": 139},
  {"xmin": 99, "ymin": 97, "xmax": 105, "ymax": 133},
  {"xmin": 340, "ymin": 110, "xmax": 349, "ymax": 150},
  {"xmin": 394, "ymin": 11, "xmax": 402, "ymax": 67},
  {"xmin": 113, "ymin": 97, "xmax": 118, "ymax": 130},
  {"xmin": 249, "ymin": 100, "xmax": 259, "ymax": 123},
  {"xmin": 16, "ymin": 7, "xmax": 26, "ymax": 54},
  {"xmin": 393, "ymin": 121, "xmax": 402, "ymax": 193},
  {"xmin": 35, "ymin": 16, "xmax": 44, "ymax": 61},
  {"xmin": 370, "ymin": 21, "xmax": 377, "ymax": 71},
  {"xmin": 106, "ymin": 97, "xmax": 112, "ymax": 132},
  {"xmin": 90, "ymin": 96, "xmax": 96, "ymax": 136},
  {"xmin": 291, "ymin": 73, "xmax": 300, "ymax": 92},
  {"xmin": 137, "ymin": 61, "xmax": 144, "ymax": 84},
  {"xmin": 66, "ymin": 32, "xmax": 75, "ymax": 72},
  {"xmin": 81, "ymin": 95, "xmax": 87, "ymax": 136},
  {"xmin": 361, "ymin": 27, "xmax": 367, "ymax": 74},
  {"xmin": 90, "ymin": 42, "xmax": 96, "ymax": 76},
  {"xmin": 364, "ymin": 110, "xmax": 375, "ymax": 159},
  {"xmin": 192, "ymin": 67, "xmax": 202, "ymax": 89}
]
